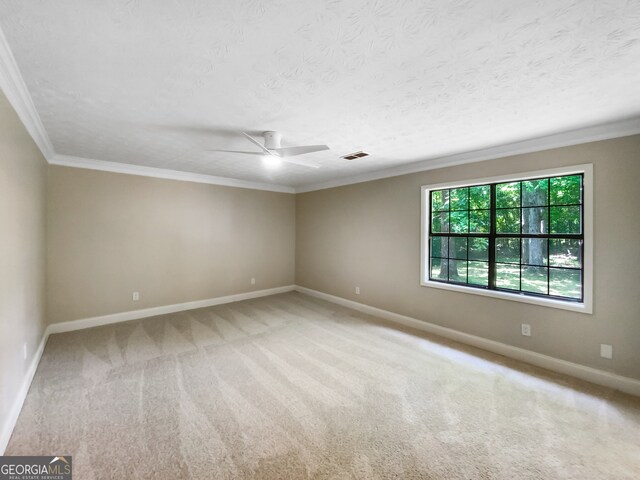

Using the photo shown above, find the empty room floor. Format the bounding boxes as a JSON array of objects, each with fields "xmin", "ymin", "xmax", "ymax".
[{"xmin": 7, "ymin": 293, "xmax": 640, "ymax": 479}]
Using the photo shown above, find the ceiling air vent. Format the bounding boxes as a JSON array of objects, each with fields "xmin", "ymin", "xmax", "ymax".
[{"xmin": 341, "ymin": 151, "xmax": 369, "ymax": 160}]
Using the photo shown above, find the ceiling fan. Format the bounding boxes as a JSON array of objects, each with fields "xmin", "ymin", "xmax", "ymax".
[{"xmin": 206, "ymin": 131, "xmax": 329, "ymax": 168}]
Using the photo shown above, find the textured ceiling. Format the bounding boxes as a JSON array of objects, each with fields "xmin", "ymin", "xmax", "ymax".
[{"xmin": 1, "ymin": 0, "xmax": 640, "ymax": 188}]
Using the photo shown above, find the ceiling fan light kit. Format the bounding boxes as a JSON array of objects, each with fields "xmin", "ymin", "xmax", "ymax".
[
  {"xmin": 262, "ymin": 155, "xmax": 283, "ymax": 169},
  {"xmin": 206, "ymin": 131, "xmax": 329, "ymax": 169}
]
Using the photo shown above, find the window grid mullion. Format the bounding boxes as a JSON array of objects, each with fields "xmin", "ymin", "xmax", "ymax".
[
  {"xmin": 547, "ymin": 179, "xmax": 551, "ymax": 295},
  {"xmin": 519, "ymin": 182, "xmax": 522, "ymax": 292},
  {"xmin": 428, "ymin": 174, "xmax": 584, "ymax": 302},
  {"xmin": 488, "ymin": 184, "xmax": 496, "ymax": 290}
]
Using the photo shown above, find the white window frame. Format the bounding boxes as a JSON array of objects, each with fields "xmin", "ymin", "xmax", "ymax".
[{"xmin": 420, "ymin": 164, "xmax": 593, "ymax": 314}]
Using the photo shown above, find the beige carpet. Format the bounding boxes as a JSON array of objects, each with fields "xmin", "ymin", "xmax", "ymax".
[{"xmin": 7, "ymin": 292, "xmax": 640, "ymax": 479}]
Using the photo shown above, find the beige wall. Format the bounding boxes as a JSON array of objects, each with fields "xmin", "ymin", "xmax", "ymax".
[
  {"xmin": 296, "ymin": 135, "xmax": 640, "ymax": 380},
  {"xmin": 4, "ymin": 96, "xmax": 639, "ymax": 417},
  {"xmin": 47, "ymin": 166, "xmax": 295, "ymax": 324},
  {"xmin": 0, "ymin": 92, "xmax": 47, "ymax": 442}
]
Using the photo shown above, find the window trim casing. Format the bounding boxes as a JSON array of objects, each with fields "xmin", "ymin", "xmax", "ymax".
[{"xmin": 420, "ymin": 164, "xmax": 593, "ymax": 314}]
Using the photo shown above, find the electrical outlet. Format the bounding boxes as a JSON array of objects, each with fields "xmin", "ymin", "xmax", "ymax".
[
  {"xmin": 355, "ymin": 286, "xmax": 360, "ymax": 295},
  {"xmin": 133, "ymin": 291, "xmax": 140, "ymax": 301},
  {"xmin": 251, "ymin": 277, "xmax": 256, "ymax": 285},
  {"xmin": 23, "ymin": 342, "xmax": 27, "ymax": 360},
  {"xmin": 521, "ymin": 324, "xmax": 531, "ymax": 337},
  {"xmin": 600, "ymin": 344, "xmax": 613, "ymax": 359}
]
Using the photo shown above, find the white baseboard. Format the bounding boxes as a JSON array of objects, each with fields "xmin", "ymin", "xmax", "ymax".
[
  {"xmin": 294, "ymin": 285, "xmax": 640, "ymax": 397},
  {"xmin": 0, "ymin": 285, "xmax": 295, "ymax": 454},
  {"xmin": 0, "ymin": 328, "xmax": 48, "ymax": 454},
  {"xmin": 48, "ymin": 285, "xmax": 296, "ymax": 334},
  {"xmin": 3, "ymin": 283, "xmax": 637, "ymax": 455}
]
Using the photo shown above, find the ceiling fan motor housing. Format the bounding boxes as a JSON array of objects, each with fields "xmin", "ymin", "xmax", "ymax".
[{"xmin": 263, "ymin": 131, "xmax": 282, "ymax": 150}]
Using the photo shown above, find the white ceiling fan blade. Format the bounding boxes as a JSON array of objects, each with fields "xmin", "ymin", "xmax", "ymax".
[
  {"xmin": 205, "ymin": 149, "xmax": 264, "ymax": 155},
  {"xmin": 282, "ymin": 157, "xmax": 321, "ymax": 168},
  {"xmin": 205, "ymin": 131, "xmax": 324, "ymax": 168},
  {"xmin": 241, "ymin": 132, "xmax": 272, "ymax": 154},
  {"xmin": 273, "ymin": 145, "xmax": 330, "ymax": 157}
]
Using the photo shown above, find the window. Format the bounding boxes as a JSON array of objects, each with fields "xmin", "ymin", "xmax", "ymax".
[{"xmin": 421, "ymin": 165, "xmax": 593, "ymax": 313}]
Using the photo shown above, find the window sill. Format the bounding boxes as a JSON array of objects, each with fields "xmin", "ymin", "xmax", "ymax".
[{"xmin": 421, "ymin": 279, "xmax": 592, "ymax": 314}]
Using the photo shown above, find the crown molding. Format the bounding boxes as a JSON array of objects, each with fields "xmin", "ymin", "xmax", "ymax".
[
  {"xmin": 49, "ymin": 154, "xmax": 296, "ymax": 193},
  {"xmin": 294, "ymin": 117, "xmax": 640, "ymax": 193},
  {"xmin": 0, "ymin": 26, "xmax": 55, "ymax": 160},
  {"xmin": 0, "ymin": 25, "xmax": 294, "ymax": 195},
  {"xmin": 3, "ymin": 21, "xmax": 640, "ymax": 195}
]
